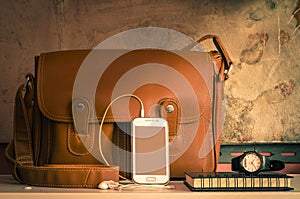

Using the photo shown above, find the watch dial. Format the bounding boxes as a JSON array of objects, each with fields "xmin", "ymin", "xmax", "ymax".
[{"xmin": 240, "ymin": 153, "xmax": 262, "ymax": 173}]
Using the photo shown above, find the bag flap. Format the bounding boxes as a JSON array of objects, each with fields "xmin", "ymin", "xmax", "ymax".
[{"xmin": 36, "ymin": 49, "xmax": 216, "ymax": 123}]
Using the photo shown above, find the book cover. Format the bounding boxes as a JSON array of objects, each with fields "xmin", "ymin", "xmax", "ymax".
[{"xmin": 184, "ymin": 172, "xmax": 294, "ymax": 191}]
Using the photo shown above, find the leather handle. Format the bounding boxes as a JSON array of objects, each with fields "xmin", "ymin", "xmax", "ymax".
[{"xmin": 197, "ymin": 35, "xmax": 233, "ymax": 80}]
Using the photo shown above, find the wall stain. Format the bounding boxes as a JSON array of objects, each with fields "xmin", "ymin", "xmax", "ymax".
[
  {"xmin": 258, "ymin": 80, "xmax": 296, "ymax": 104},
  {"xmin": 240, "ymin": 32, "xmax": 269, "ymax": 65},
  {"xmin": 279, "ymin": 30, "xmax": 290, "ymax": 46},
  {"xmin": 1, "ymin": 89, "xmax": 8, "ymax": 103},
  {"xmin": 53, "ymin": 0, "xmax": 65, "ymax": 49},
  {"xmin": 265, "ymin": 0, "xmax": 277, "ymax": 10},
  {"xmin": 223, "ymin": 95, "xmax": 255, "ymax": 143},
  {"xmin": 223, "ymin": 79, "xmax": 296, "ymax": 143},
  {"xmin": 249, "ymin": 8, "xmax": 264, "ymax": 21},
  {"xmin": 274, "ymin": 80, "xmax": 296, "ymax": 99},
  {"xmin": 284, "ymin": 128, "xmax": 300, "ymax": 142}
]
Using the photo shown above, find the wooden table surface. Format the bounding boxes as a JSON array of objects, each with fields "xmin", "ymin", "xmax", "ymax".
[{"xmin": 0, "ymin": 174, "xmax": 299, "ymax": 199}]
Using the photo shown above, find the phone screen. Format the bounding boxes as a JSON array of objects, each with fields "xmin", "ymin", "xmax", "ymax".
[{"xmin": 134, "ymin": 125, "xmax": 168, "ymax": 176}]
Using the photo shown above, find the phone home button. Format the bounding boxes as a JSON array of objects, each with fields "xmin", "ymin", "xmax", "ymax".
[{"xmin": 146, "ymin": 177, "xmax": 156, "ymax": 182}]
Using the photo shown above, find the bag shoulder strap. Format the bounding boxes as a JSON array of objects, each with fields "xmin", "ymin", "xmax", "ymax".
[
  {"xmin": 5, "ymin": 75, "xmax": 119, "ymax": 188},
  {"xmin": 197, "ymin": 34, "xmax": 233, "ymax": 80}
]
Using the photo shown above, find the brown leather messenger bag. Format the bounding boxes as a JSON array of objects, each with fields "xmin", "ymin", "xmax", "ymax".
[{"xmin": 5, "ymin": 35, "xmax": 233, "ymax": 188}]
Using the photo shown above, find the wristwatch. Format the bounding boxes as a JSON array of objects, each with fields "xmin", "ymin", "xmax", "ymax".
[{"xmin": 231, "ymin": 151, "xmax": 285, "ymax": 175}]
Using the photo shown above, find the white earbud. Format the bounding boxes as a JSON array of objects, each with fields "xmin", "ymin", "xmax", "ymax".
[
  {"xmin": 98, "ymin": 181, "xmax": 109, "ymax": 190},
  {"xmin": 98, "ymin": 180, "xmax": 119, "ymax": 190}
]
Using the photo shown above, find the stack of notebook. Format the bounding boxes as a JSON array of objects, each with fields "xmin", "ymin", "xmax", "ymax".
[{"xmin": 184, "ymin": 172, "xmax": 294, "ymax": 191}]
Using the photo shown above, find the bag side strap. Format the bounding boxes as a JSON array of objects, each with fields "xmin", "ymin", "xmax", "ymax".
[
  {"xmin": 197, "ymin": 35, "xmax": 233, "ymax": 80},
  {"xmin": 5, "ymin": 75, "xmax": 119, "ymax": 188},
  {"xmin": 13, "ymin": 76, "xmax": 35, "ymax": 167},
  {"xmin": 196, "ymin": 35, "xmax": 232, "ymax": 171}
]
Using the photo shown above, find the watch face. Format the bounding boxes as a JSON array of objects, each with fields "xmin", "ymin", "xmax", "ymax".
[{"xmin": 240, "ymin": 152, "xmax": 262, "ymax": 173}]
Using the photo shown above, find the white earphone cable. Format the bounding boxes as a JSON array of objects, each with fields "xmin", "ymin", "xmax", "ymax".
[{"xmin": 98, "ymin": 94, "xmax": 144, "ymax": 166}]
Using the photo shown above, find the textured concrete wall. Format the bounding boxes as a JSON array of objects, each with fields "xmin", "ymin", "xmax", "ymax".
[{"xmin": 0, "ymin": 0, "xmax": 299, "ymax": 143}]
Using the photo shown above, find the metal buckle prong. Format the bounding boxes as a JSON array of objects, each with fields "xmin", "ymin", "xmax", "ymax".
[
  {"xmin": 23, "ymin": 76, "xmax": 31, "ymax": 91},
  {"xmin": 224, "ymin": 63, "xmax": 233, "ymax": 80}
]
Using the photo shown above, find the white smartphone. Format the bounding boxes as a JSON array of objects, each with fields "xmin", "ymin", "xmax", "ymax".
[{"xmin": 132, "ymin": 117, "xmax": 169, "ymax": 184}]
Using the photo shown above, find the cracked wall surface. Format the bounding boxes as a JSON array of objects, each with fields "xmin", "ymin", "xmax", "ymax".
[{"xmin": 0, "ymin": 0, "xmax": 299, "ymax": 143}]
